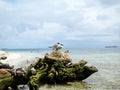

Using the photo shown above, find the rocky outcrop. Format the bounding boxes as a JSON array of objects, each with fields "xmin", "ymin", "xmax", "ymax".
[
  {"xmin": 0, "ymin": 51, "xmax": 7, "ymax": 60},
  {"xmin": 0, "ymin": 62, "xmax": 14, "ymax": 69},
  {"xmin": 0, "ymin": 69, "xmax": 12, "ymax": 79},
  {"xmin": 28, "ymin": 51, "xmax": 98, "ymax": 90},
  {"xmin": 0, "ymin": 50, "xmax": 98, "ymax": 90}
]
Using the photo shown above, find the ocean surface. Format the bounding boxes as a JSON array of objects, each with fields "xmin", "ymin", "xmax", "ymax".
[{"xmin": 1, "ymin": 48, "xmax": 120, "ymax": 90}]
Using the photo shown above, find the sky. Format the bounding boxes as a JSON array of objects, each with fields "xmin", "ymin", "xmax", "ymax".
[{"xmin": 0, "ymin": 0, "xmax": 120, "ymax": 48}]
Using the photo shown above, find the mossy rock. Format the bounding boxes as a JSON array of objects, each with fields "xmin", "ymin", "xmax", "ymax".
[
  {"xmin": 0, "ymin": 77, "xmax": 16, "ymax": 90},
  {"xmin": 0, "ymin": 49, "xmax": 98, "ymax": 90}
]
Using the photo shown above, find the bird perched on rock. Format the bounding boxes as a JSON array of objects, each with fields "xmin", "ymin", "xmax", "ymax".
[{"xmin": 49, "ymin": 43, "xmax": 64, "ymax": 51}]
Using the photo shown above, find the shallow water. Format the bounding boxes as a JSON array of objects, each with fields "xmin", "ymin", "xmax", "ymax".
[
  {"xmin": 69, "ymin": 48, "xmax": 120, "ymax": 90},
  {"xmin": 1, "ymin": 48, "xmax": 120, "ymax": 90}
]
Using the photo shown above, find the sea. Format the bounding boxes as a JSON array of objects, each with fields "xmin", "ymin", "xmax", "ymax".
[{"xmin": 1, "ymin": 47, "xmax": 120, "ymax": 90}]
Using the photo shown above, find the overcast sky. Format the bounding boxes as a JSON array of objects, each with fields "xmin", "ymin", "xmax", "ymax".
[{"xmin": 0, "ymin": 0, "xmax": 120, "ymax": 48}]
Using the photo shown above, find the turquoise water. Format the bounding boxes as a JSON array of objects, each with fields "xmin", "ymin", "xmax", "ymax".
[{"xmin": 2, "ymin": 48, "xmax": 120, "ymax": 90}]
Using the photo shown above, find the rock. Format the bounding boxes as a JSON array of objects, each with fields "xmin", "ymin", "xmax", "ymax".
[
  {"xmin": 0, "ymin": 77, "xmax": 16, "ymax": 90},
  {"xmin": 0, "ymin": 62, "xmax": 14, "ymax": 69},
  {"xmin": 0, "ymin": 56, "xmax": 7, "ymax": 60},
  {"xmin": 0, "ymin": 51, "xmax": 8, "ymax": 60},
  {"xmin": 0, "ymin": 46, "xmax": 98, "ymax": 90},
  {"xmin": 61, "ymin": 50, "xmax": 72, "ymax": 63},
  {"xmin": 28, "ymin": 51, "xmax": 98, "ymax": 90},
  {"xmin": 45, "ymin": 50, "xmax": 71, "ymax": 64},
  {"xmin": 0, "ymin": 69, "xmax": 12, "ymax": 79}
]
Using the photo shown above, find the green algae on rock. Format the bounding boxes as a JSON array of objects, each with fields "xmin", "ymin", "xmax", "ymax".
[{"xmin": 28, "ymin": 50, "xmax": 98, "ymax": 90}]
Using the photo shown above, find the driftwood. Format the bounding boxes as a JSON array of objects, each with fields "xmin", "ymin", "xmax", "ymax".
[{"xmin": 0, "ymin": 50, "xmax": 98, "ymax": 90}]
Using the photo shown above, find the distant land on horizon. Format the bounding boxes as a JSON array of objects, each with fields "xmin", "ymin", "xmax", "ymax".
[
  {"xmin": 0, "ymin": 45, "xmax": 119, "ymax": 50},
  {"xmin": 105, "ymin": 46, "xmax": 118, "ymax": 48}
]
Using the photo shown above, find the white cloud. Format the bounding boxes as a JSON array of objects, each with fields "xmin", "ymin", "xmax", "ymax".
[
  {"xmin": 64, "ymin": 0, "xmax": 86, "ymax": 11},
  {"xmin": 6, "ymin": 22, "xmax": 68, "ymax": 43},
  {"xmin": 0, "ymin": 0, "xmax": 120, "ymax": 48},
  {"xmin": 81, "ymin": 3, "xmax": 120, "ymax": 30}
]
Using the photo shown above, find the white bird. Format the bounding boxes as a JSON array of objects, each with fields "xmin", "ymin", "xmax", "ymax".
[{"xmin": 49, "ymin": 43, "xmax": 63, "ymax": 51}]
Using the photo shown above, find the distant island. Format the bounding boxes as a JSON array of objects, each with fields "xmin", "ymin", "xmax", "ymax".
[{"xmin": 105, "ymin": 46, "xmax": 118, "ymax": 48}]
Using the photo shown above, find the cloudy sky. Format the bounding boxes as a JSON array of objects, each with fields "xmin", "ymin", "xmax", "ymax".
[{"xmin": 0, "ymin": 0, "xmax": 120, "ymax": 48}]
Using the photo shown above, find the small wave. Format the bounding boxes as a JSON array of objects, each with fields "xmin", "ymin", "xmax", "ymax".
[{"xmin": 7, "ymin": 53, "xmax": 21, "ymax": 60}]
